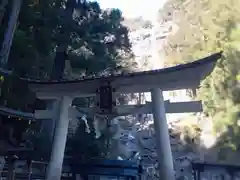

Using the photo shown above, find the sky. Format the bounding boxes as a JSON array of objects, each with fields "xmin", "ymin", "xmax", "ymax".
[{"xmin": 95, "ymin": 0, "xmax": 168, "ymax": 21}]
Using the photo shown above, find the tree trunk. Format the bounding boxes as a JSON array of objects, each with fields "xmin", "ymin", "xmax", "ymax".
[
  {"xmin": 50, "ymin": 0, "xmax": 76, "ymax": 80},
  {"xmin": 0, "ymin": 0, "xmax": 22, "ymax": 68},
  {"xmin": 0, "ymin": 0, "xmax": 9, "ymax": 25}
]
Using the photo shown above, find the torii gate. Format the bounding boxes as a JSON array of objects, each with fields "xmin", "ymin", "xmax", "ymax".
[
  {"xmin": 0, "ymin": 52, "xmax": 221, "ymax": 180},
  {"xmin": 26, "ymin": 52, "xmax": 220, "ymax": 180}
]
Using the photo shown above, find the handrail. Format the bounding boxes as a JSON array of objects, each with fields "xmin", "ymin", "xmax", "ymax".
[{"xmin": 192, "ymin": 161, "xmax": 240, "ymax": 180}]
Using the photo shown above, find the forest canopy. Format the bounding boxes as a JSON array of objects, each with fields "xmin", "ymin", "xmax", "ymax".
[{"xmin": 0, "ymin": 0, "xmax": 136, "ymax": 80}]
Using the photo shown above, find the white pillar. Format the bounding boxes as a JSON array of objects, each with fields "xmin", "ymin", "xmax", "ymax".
[
  {"xmin": 49, "ymin": 100, "xmax": 61, "ymax": 141},
  {"xmin": 46, "ymin": 96, "xmax": 72, "ymax": 180},
  {"xmin": 151, "ymin": 88, "xmax": 175, "ymax": 180}
]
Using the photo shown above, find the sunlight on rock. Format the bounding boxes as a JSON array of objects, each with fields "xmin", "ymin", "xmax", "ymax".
[
  {"xmin": 200, "ymin": 120, "xmax": 217, "ymax": 149},
  {"xmin": 201, "ymin": 134, "xmax": 217, "ymax": 149},
  {"xmin": 237, "ymin": 119, "xmax": 240, "ymax": 126}
]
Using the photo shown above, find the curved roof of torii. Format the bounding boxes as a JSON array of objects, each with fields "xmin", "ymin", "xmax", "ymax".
[
  {"xmin": 28, "ymin": 52, "xmax": 222, "ymax": 97},
  {"xmin": 0, "ymin": 52, "xmax": 221, "ymax": 119}
]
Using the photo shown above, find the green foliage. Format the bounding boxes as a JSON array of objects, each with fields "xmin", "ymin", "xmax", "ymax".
[
  {"xmin": 0, "ymin": 73, "xmax": 36, "ymax": 112},
  {"xmin": 181, "ymin": 124, "xmax": 201, "ymax": 144},
  {"xmin": 1, "ymin": 0, "xmax": 134, "ymax": 79},
  {"xmin": 161, "ymin": 0, "xmax": 240, "ymax": 153}
]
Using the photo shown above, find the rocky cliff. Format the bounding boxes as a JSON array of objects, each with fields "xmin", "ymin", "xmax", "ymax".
[{"xmin": 106, "ymin": 114, "xmax": 209, "ymax": 179}]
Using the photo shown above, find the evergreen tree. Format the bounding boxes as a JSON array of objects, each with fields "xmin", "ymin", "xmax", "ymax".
[{"xmin": 1, "ymin": 0, "xmax": 135, "ymax": 79}]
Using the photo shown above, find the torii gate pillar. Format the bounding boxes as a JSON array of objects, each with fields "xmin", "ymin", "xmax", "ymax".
[
  {"xmin": 46, "ymin": 96, "xmax": 73, "ymax": 180},
  {"xmin": 151, "ymin": 88, "xmax": 175, "ymax": 180}
]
